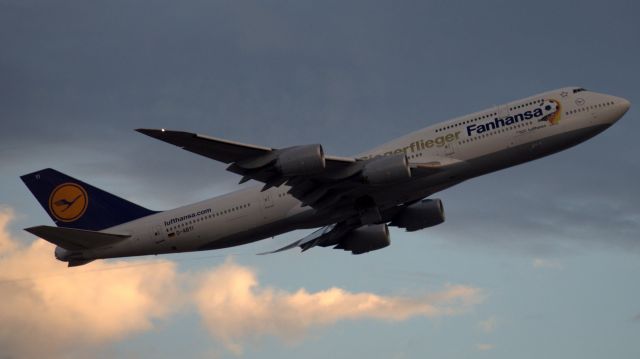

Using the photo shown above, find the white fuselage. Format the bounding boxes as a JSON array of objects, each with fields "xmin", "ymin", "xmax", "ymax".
[{"xmin": 79, "ymin": 87, "xmax": 630, "ymax": 260}]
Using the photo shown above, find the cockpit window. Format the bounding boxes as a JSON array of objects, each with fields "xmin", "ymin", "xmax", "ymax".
[{"xmin": 572, "ymin": 88, "xmax": 587, "ymax": 93}]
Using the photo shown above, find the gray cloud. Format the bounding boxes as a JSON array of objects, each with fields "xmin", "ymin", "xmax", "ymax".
[{"xmin": 432, "ymin": 185, "xmax": 640, "ymax": 256}]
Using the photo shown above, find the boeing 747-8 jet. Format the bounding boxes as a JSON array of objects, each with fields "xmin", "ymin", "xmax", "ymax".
[{"xmin": 22, "ymin": 87, "xmax": 630, "ymax": 266}]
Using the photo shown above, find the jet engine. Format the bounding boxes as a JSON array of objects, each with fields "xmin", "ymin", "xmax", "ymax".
[
  {"xmin": 391, "ymin": 199, "xmax": 445, "ymax": 231},
  {"xmin": 276, "ymin": 144, "xmax": 326, "ymax": 176},
  {"xmin": 361, "ymin": 154, "xmax": 411, "ymax": 185},
  {"xmin": 335, "ymin": 223, "xmax": 390, "ymax": 254}
]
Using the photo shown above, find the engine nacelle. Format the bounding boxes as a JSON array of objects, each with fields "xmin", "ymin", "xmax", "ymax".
[
  {"xmin": 335, "ymin": 224, "xmax": 390, "ymax": 254},
  {"xmin": 361, "ymin": 154, "xmax": 411, "ymax": 185},
  {"xmin": 276, "ymin": 144, "xmax": 326, "ymax": 176},
  {"xmin": 391, "ymin": 199, "xmax": 445, "ymax": 232}
]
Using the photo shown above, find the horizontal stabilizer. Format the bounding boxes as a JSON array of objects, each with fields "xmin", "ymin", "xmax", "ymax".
[{"xmin": 25, "ymin": 225, "xmax": 130, "ymax": 250}]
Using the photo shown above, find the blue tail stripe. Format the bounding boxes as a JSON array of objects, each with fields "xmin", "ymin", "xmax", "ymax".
[{"xmin": 21, "ymin": 168, "xmax": 157, "ymax": 231}]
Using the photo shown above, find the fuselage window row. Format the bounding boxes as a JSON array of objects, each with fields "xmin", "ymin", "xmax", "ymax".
[
  {"xmin": 565, "ymin": 101, "xmax": 614, "ymax": 116},
  {"xmin": 165, "ymin": 203, "xmax": 253, "ymax": 231}
]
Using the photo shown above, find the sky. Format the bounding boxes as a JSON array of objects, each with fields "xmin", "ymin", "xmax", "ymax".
[{"xmin": 1, "ymin": 0, "xmax": 639, "ymax": 358}]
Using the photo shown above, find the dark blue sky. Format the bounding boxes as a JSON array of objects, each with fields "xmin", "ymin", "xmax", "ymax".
[{"xmin": 1, "ymin": 1, "xmax": 639, "ymax": 358}]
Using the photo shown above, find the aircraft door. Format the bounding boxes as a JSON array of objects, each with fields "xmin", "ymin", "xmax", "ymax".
[
  {"xmin": 151, "ymin": 224, "xmax": 166, "ymax": 244},
  {"xmin": 590, "ymin": 103, "xmax": 598, "ymax": 125},
  {"xmin": 261, "ymin": 192, "xmax": 275, "ymax": 219},
  {"xmin": 435, "ymin": 132, "xmax": 457, "ymax": 157},
  {"xmin": 443, "ymin": 141, "xmax": 455, "ymax": 157},
  {"xmin": 497, "ymin": 103, "xmax": 510, "ymax": 119}
]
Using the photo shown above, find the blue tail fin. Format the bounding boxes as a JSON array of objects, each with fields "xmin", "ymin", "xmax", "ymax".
[{"xmin": 21, "ymin": 168, "xmax": 157, "ymax": 231}]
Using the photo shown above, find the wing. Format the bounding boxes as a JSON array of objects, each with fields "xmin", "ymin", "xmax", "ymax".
[
  {"xmin": 25, "ymin": 225, "xmax": 130, "ymax": 250},
  {"xmin": 137, "ymin": 129, "xmax": 464, "ymax": 211},
  {"xmin": 136, "ymin": 129, "xmax": 275, "ymax": 164}
]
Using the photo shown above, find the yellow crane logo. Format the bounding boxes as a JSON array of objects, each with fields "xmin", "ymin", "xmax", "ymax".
[{"xmin": 48, "ymin": 183, "xmax": 88, "ymax": 222}]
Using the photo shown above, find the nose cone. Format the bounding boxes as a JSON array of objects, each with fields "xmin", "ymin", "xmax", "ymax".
[
  {"xmin": 614, "ymin": 96, "xmax": 631, "ymax": 122},
  {"xmin": 618, "ymin": 97, "xmax": 631, "ymax": 114},
  {"xmin": 604, "ymin": 95, "xmax": 631, "ymax": 124}
]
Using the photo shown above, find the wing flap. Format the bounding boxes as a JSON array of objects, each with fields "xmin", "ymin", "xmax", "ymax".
[
  {"xmin": 25, "ymin": 225, "xmax": 130, "ymax": 250},
  {"xmin": 258, "ymin": 223, "xmax": 357, "ymax": 254},
  {"xmin": 258, "ymin": 225, "xmax": 334, "ymax": 255}
]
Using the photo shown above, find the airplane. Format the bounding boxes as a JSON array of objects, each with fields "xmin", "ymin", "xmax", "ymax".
[{"xmin": 21, "ymin": 87, "xmax": 630, "ymax": 266}]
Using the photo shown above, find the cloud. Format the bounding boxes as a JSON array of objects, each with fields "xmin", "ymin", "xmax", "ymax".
[
  {"xmin": 0, "ymin": 207, "xmax": 179, "ymax": 358},
  {"xmin": 440, "ymin": 172, "xmax": 640, "ymax": 256},
  {"xmin": 0, "ymin": 206, "xmax": 484, "ymax": 356},
  {"xmin": 532, "ymin": 258, "xmax": 563, "ymax": 270},
  {"xmin": 0, "ymin": 207, "xmax": 17, "ymax": 254},
  {"xmin": 478, "ymin": 316, "xmax": 497, "ymax": 333},
  {"xmin": 476, "ymin": 343, "xmax": 494, "ymax": 351},
  {"xmin": 193, "ymin": 259, "xmax": 483, "ymax": 354}
]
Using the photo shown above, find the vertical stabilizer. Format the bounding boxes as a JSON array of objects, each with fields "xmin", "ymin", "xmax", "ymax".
[{"xmin": 21, "ymin": 168, "xmax": 157, "ymax": 231}]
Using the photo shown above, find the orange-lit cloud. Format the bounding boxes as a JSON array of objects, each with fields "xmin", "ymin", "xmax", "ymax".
[
  {"xmin": 0, "ymin": 206, "xmax": 17, "ymax": 254},
  {"xmin": 0, "ymin": 206, "xmax": 484, "ymax": 357},
  {"xmin": 0, "ymin": 207, "xmax": 179, "ymax": 358},
  {"xmin": 193, "ymin": 260, "xmax": 483, "ymax": 354}
]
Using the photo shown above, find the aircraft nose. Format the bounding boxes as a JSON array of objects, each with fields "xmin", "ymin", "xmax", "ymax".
[
  {"xmin": 605, "ymin": 95, "xmax": 631, "ymax": 123},
  {"xmin": 614, "ymin": 96, "xmax": 631, "ymax": 120},
  {"xmin": 619, "ymin": 97, "xmax": 631, "ymax": 114}
]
